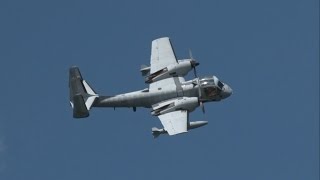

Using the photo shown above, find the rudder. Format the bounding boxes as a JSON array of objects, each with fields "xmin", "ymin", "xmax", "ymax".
[{"xmin": 69, "ymin": 66, "xmax": 98, "ymax": 118}]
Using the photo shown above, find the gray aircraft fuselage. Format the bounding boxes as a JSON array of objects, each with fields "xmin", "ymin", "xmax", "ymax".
[
  {"xmin": 93, "ymin": 77, "xmax": 232, "ymax": 109},
  {"xmin": 69, "ymin": 66, "xmax": 232, "ymax": 137}
]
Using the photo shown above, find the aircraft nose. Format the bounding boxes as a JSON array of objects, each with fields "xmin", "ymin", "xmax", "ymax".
[{"xmin": 223, "ymin": 84, "xmax": 233, "ymax": 97}]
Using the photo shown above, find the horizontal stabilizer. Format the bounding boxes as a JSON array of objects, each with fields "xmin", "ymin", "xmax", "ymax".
[
  {"xmin": 140, "ymin": 64, "xmax": 150, "ymax": 76},
  {"xmin": 82, "ymin": 80, "xmax": 96, "ymax": 95}
]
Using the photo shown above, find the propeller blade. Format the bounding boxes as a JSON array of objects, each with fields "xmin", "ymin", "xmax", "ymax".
[
  {"xmin": 193, "ymin": 66, "xmax": 198, "ymax": 78},
  {"xmin": 189, "ymin": 49, "xmax": 199, "ymax": 78},
  {"xmin": 197, "ymin": 78, "xmax": 201, "ymax": 98},
  {"xmin": 189, "ymin": 49, "xmax": 193, "ymax": 60},
  {"xmin": 200, "ymin": 101, "xmax": 205, "ymax": 114},
  {"xmin": 196, "ymin": 77, "xmax": 205, "ymax": 114}
]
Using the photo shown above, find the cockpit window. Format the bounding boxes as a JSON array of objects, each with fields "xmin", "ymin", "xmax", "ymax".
[
  {"xmin": 204, "ymin": 87, "xmax": 219, "ymax": 97},
  {"xmin": 218, "ymin": 81, "xmax": 224, "ymax": 89},
  {"xmin": 200, "ymin": 77, "xmax": 215, "ymax": 86}
]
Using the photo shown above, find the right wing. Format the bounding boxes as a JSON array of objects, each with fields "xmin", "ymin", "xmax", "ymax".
[{"xmin": 158, "ymin": 110, "xmax": 188, "ymax": 136}]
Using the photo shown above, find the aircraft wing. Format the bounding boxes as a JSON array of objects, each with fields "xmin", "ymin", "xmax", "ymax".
[
  {"xmin": 149, "ymin": 37, "xmax": 185, "ymax": 91},
  {"xmin": 158, "ymin": 110, "xmax": 188, "ymax": 135},
  {"xmin": 149, "ymin": 76, "xmax": 185, "ymax": 91},
  {"xmin": 150, "ymin": 37, "xmax": 178, "ymax": 74}
]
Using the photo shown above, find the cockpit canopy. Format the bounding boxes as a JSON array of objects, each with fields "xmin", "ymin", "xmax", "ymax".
[
  {"xmin": 199, "ymin": 76, "xmax": 225, "ymax": 99},
  {"xmin": 199, "ymin": 76, "xmax": 224, "ymax": 88}
]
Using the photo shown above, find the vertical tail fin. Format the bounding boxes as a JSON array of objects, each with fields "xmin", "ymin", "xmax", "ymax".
[{"xmin": 69, "ymin": 66, "xmax": 98, "ymax": 118}]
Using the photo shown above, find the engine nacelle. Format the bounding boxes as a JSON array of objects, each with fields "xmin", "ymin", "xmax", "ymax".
[
  {"xmin": 145, "ymin": 60, "xmax": 196, "ymax": 84},
  {"xmin": 151, "ymin": 97, "xmax": 199, "ymax": 116}
]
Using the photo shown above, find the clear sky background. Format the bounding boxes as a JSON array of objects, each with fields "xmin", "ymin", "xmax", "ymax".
[{"xmin": 0, "ymin": 0, "xmax": 319, "ymax": 180}]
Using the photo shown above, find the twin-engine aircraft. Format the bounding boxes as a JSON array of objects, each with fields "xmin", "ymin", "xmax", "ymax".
[{"xmin": 69, "ymin": 37, "xmax": 232, "ymax": 138}]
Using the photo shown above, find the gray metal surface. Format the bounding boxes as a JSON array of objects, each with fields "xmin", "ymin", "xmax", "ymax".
[{"xmin": 69, "ymin": 37, "xmax": 232, "ymax": 137}]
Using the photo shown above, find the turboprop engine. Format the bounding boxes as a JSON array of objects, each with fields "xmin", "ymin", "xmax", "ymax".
[{"xmin": 142, "ymin": 59, "xmax": 199, "ymax": 83}]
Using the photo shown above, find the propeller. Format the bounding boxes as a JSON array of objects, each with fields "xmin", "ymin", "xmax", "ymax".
[
  {"xmin": 189, "ymin": 49, "xmax": 200, "ymax": 78},
  {"xmin": 196, "ymin": 77, "xmax": 205, "ymax": 114},
  {"xmin": 189, "ymin": 49, "xmax": 204, "ymax": 114}
]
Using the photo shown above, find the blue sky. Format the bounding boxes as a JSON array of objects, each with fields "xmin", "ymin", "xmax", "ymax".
[{"xmin": 0, "ymin": 0, "xmax": 319, "ymax": 179}]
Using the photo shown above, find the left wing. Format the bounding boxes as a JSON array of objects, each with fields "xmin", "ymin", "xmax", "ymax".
[
  {"xmin": 149, "ymin": 76, "xmax": 185, "ymax": 92},
  {"xmin": 158, "ymin": 110, "xmax": 188, "ymax": 135},
  {"xmin": 149, "ymin": 37, "xmax": 185, "ymax": 91},
  {"xmin": 150, "ymin": 37, "xmax": 177, "ymax": 74}
]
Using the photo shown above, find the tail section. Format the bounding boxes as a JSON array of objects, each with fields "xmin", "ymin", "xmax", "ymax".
[{"xmin": 69, "ymin": 66, "xmax": 98, "ymax": 118}]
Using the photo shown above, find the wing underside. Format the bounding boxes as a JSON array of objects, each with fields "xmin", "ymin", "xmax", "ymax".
[
  {"xmin": 158, "ymin": 110, "xmax": 188, "ymax": 135},
  {"xmin": 149, "ymin": 37, "xmax": 188, "ymax": 136},
  {"xmin": 149, "ymin": 37, "xmax": 185, "ymax": 91},
  {"xmin": 150, "ymin": 37, "xmax": 178, "ymax": 74}
]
